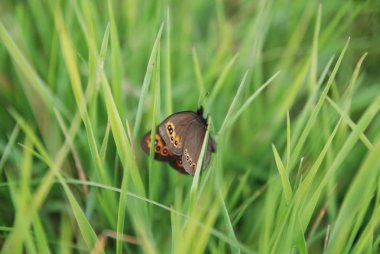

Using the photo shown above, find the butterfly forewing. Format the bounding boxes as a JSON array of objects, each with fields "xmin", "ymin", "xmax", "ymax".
[{"xmin": 158, "ymin": 112, "xmax": 199, "ymax": 155}]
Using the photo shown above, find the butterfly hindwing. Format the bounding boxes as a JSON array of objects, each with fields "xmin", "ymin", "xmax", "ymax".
[
  {"xmin": 140, "ymin": 129, "xmax": 188, "ymax": 173},
  {"xmin": 181, "ymin": 120, "xmax": 208, "ymax": 175},
  {"xmin": 140, "ymin": 128, "xmax": 175, "ymax": 161},
  {"xmin": 158, "ymin": 112, "xmax": 199, "ymax": 155},
  {"xmin": 168, "ymin": 156, "xmax": 188, "ymax": 174},
  {"xmin": 203, "ymin": 136, "xmax": 217, "ymax": 170}
]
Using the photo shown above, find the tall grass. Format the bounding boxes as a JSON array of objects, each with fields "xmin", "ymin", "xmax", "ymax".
[{"xmin": 1, "ymin": 1, "xmax": 380, "ymax": 253}]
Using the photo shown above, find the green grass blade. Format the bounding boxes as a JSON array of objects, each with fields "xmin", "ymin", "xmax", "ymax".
[
  {"xmin": 101, "ymin": 74, "xmax": 154, "ymax": 253},
  {"xmin": 327, "ymin": 97, "xmax": 372, "ymax": 150},
  {"xmin": 289, "ymin": 38, "xmax": 350, "ymax": 173},
  {"xmin": 148, "ymin": 43, "xmax": 161, "ymax": 201},
  {"xmin": 286, "ymin": 111, "xmax": 291, "ymax": 169},
  {"xmin": 133, "ymin": 23, "xmax": 164, "ymax": 139},
  {"xmin": 309, "ymin": 4, "xmax": 321, "ymax": 91},
  {"xmin": 219, "ymin": 190, "xmax": 240, "ymax": 254},
  {"xmin": 60, "ymin": 180, "xmax": 100, "ymax": 252},
  {"xmin": 108, "ymin": 0, "xmax": 123, "ymax": 116},
  {"xmin": 229, "ymin": 71, "xmax": 280, "ymax": 128},
  {"xmin": 190, "ymin": 117, "xmax": 211, "ymax": 196},
  {"xmin": 59, "ymin": 215, "xmax": 74, "ymax": 254},
  {"xmin": 0, "ymin": 22, "xmax": 67, "ymax": 116},
  {"xmin": 325, "ymin": 133, "xmax": 380, "ymax": 253},
  {"xmin": 0, "ymin": 125, "xmax": 19, "ymax": 176},
  {"xmin": 165, "ymin": 8, "xmax": 173, "ymax": 115},
  {"xmin": 272, "ymin": 145, "xmax": 293, "ymax": 204},
  {"xmin": 206, "ymin": 53, "xmax": 239, "ymax": 109},
  {"xmin": 3, "ymin": 111, "xmax": 101, "ymax": 253},
  {"xmin": 218, "ymin": 71, "xmax": 248, "ymax": 137},
  {"xmin": 192, "ymin": 47, "xmax": 206, "ymax": 97},
  {"xmin": 54, "ymin": 5, "xmax": 111, "ymax": 184}
]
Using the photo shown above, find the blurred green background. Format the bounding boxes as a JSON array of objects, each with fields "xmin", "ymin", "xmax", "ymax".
[{"xmin": 1, "ymin": 0, "xmax": 380, "ymax": 253}]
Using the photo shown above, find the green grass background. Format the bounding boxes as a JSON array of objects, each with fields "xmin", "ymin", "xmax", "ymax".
[{"xmin": 1, "ymin": 0, "xmax": 380, "ymax": 253}]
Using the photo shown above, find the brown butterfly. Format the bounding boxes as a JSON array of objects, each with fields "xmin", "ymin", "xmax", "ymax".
[{"xmin": 140, "ymin": 107, "xmax": 216, "ymax": 175}]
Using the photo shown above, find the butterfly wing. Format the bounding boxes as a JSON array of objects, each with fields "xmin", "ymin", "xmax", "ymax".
[
  {"xmin": 140, "ymin": 128, "xmax": 176, "ymax": 161},
  {"xmin": 203, "ymin": 136, "xmax": 217, "ymax": 169},
  {"xmin": 180, "ymin": 120, "xmax": 208, "ymax": 175},
  {"xmin": 158, "ymin": 111, "xmax": 199, "ymax": 155},
  {"xmin": 141, "ymin": 129, "xmax": 188, "ymax": 174},
  {"xmin": 168, "ymin": 156, "xmax": 188, "ymax": 174},
  {"xmin": 141, "ymin": 110, "xmax": 216, "ymax": 176}
]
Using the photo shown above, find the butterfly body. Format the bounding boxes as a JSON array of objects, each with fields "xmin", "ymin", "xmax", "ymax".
[{"xmin": 141, "ymin": 108, "xmax": 216, "ymax": 175}]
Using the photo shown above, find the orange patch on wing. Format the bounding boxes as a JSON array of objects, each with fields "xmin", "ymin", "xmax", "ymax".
[
  {"xmin": 146, "ymin": 136, "xmax": 151, "ymax": 148},
  {"xmin": 176, "ymin": 157, "xmax": 183, "ymax": 168},
  {"xmin": 161, "ymin": 146, "xmax": 168, "ymax": 156},
  {"xmin": 155, "ymin": 133, "xmax": 163, "ymax": 144},
  {"xmin": 146, "ymin": 133, "xmax": 167, "ymax": 151},
  {"xmin": 165, "ymin": 121, "xmax": 183, "ymax": 149}
]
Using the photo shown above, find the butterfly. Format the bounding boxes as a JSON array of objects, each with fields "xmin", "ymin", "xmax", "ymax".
[{"xmin": 140, "ymin": 107, "xmax": 216, "ymax": 175}]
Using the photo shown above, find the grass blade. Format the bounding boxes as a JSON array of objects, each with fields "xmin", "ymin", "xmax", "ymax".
[{"xmin": 133, "ymin": 23, "xmax": 164, "ymax": 139}]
